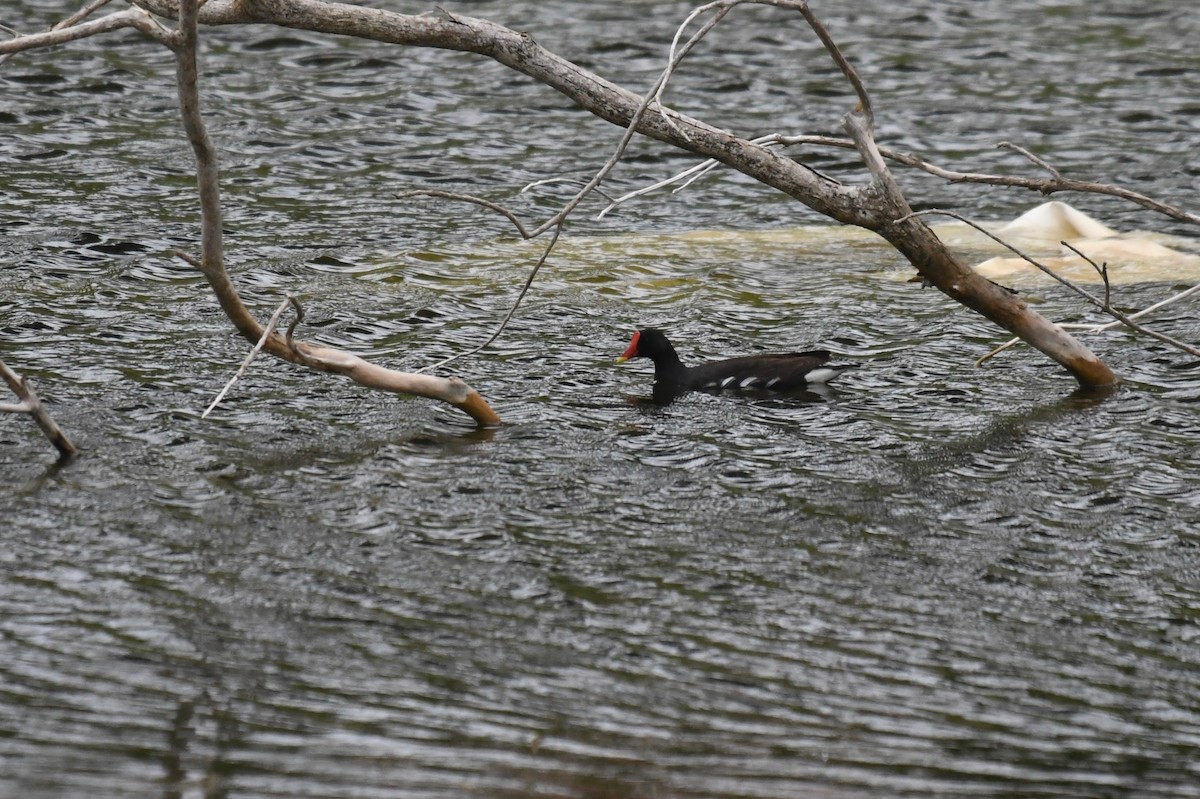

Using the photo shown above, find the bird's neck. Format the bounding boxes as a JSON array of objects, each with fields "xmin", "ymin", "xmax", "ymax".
[{"xmin": 650, "ymin": 344, "xmax": 688, "ymax": 383}]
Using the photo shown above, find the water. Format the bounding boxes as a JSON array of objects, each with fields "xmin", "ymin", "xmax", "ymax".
[{"xmin": 3, "ymin": 1, "xmax": 1200, "ymax": 797}]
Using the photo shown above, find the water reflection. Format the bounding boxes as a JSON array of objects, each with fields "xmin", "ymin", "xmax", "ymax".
[{"xmin": 631, "ymin": 381, "xmax": 839, "ymax": 407}]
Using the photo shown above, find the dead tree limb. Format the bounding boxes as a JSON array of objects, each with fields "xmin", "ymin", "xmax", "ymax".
[
  {"xmin": 0, "ymin": 360, "xmax": 78, "ymax": 459},
  {"xmin": 755, "ymin": 134, "xmax": 1200, "ymax": 229},
  {"xmin": 202, "ymin": 293, "xmax": 296, "ymax": 418},
  {"xmin": 2, "ymin": 0, "xmax": 501, "ymax": 429},
  {"xmin": 13, "ymin": 0, "xmax": 1132, "ymax": 389},
  {"xmin": 126, "ymin": 0, "xmax": 1118, "ymax": 387},
  {"xmin": 168, "ymin": 0, "xmax": 501, "ymax": 425},
  {"xmin": 174, "ymin": 1, "xmax": 501, "ymax": 425},
  {"xmin": 903, "ymin": 210, "xmax": 1200, "ymax": 360},
  {"xmin": 0, "ymin": 5, "xmax": 174, "ymax": 55},
  {"xmin": 978, "ymin": 281, "xmax": 1200, "ymax": 365}
]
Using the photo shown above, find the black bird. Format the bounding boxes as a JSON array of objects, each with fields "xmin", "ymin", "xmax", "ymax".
[{"xmin": 617, "ymin": 328, "xmax": 857, "ymax": 393}]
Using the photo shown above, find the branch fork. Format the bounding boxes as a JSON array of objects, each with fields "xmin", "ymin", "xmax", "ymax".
[{"xmin": 1, "ymin": 360, "xmax": 77, "ymax": 459}]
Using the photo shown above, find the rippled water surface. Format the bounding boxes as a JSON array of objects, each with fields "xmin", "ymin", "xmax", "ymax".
[{"xmin": 3, "ymin": 1, "xmax": 1200, "ymax": 797}]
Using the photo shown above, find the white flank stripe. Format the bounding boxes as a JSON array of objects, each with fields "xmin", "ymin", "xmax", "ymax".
[
  {"xmin": 766, "ymin": 377, "xmax": 781, "ymax": 388},
  {"xmin": 805, "ymin": 367, "xmax": 840, "ymax": 384},
  {"xmin": 720, "ymin": 376, "xmax": 737, "ymax": 388},
  {"xmin": 740, "ymin": 377, "xmax": 759, "ymax": 388}
]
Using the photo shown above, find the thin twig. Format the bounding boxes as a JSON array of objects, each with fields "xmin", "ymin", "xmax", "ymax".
[
  {"xmin": 400, "ymin": 190, "xmax": 535, "ymax": 239},
  {"xmin": 285, "ymin": 295, "xmax": 304, "ymax": 346},
  {"xmin": 63, "ymin": 0, "xmax": 117, "ymax": 28},
  {"xmin": 654, "ymin": 1, "xmax": 735, "ymax": 140},
  {"xmin": 520, "ymin": 178, "xmax": 616, "ymax": 203},
  {"xmin": 795, "ymin": 2, "xmax": 873, "ymax": 130},
  {"xmin": 415, "ymin": 220, "xmax": 565, "ymax": 374},
  {"xmin": 1087, "ymin": 281, "xmax": 1200, "ymax": 334},
  {"xmin": 283, "ymin": 296, "xmax": 308, "ymax": 360},
  {"xmin": 595, "ymin": 133, "xmax": 841, "ymax": 218},
  {"xmin": 202, "ymin": 295, "xmax": 294, "ymax": 418},
  {"xmin": 899, "ymin": 209, "xmax": 1200, "ymax": 360},
  {"xmin": 673, "ymin": 159, "xmax": 724, "ymax": 193},
  {"xmin": 0, "ymin": 6, "xmax": 175, "ymax": 56},
  {"xmin": 1061, "ymin": 240, "xmax": 1110, "ymax": 308},
  {"xmin": 974, "ymin": 338, "xmax": 1023, "ymax": 366},
  {"xmin": 978, "ymin": 281, "xmax": 1200, "ymax": 365},
  {"xmin": 597, "ymin": 158, "xmax": 719, "ymax": 219},
  {"xmin": 766, "ymin": 133, "xmax": 1200, "ymax": 228},
  {"xmin": 173, "ymin": 249, "xmax": 202, "ymax": 269},
  {"xmin": 997, "ymin": 141, "xmax": 1063, "ymax": 180}
]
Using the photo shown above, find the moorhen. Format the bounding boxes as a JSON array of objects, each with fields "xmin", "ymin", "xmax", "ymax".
[{"xmin": 616, "ymin": 328, "xmax": 856, "ymax": 393}]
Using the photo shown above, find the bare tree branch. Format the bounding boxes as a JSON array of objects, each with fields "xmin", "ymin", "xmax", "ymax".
[
  {"xmin": 596, "ymin": 133, "xmax": 840, "ymax": 219},
  {"xmin": 169, "ymin": 0, "xmax": 499, "ymax": 425},
  {"xmin": 28, "ymin": 0, "xmax": 1140, "ymax": 388},
  {"xmin": 0, "ymin": 6, "xmax": 175, "ymax": 56},
  {"xmin": 1060, "ymin": 240, "xmax": 1110, "ymax": 309},
  {"xmin": 399, "ymin": 190, "xmax": 536, "ymax": 239},
  {"xmin": 979, "ymin": 281, "xmax": 1200, "ymax": 365},
  {"xmin": 764, "ymin": 134, "xmax": 1200, "ymax": 228},
  {"xmin": 0, "ymin": 0, "xmax": 118, "ymax": 66},
  {"xmin": 794, "ymin": 2, "xmax": 873, "ymax": 130},
  {"xmin": 653, "ymin": 0, "xmax": 739, "ymax": 140},
  {"xmin": 61, "ymin": 0, "xmax": 119, "ymax": 28},
  {"xmin": 0, "ymin": 359, "xmax": 77, "ymax": 459},
  {"xmin": 520, "ymin": 178, "xmax": 617, "ymax": 204},
  {"xmin": 901, "ymin": 209, "xmax": 1200, "ymax": 360},
  {"xmin": 2, "ymin": 0, "xmax": 502, "ymax": 427},
  {"xmin": 997, "ymin": 141, "xmax": 1063, "ymax": 181}
]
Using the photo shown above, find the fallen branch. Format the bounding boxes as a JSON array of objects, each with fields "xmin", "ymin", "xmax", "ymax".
[
  {"xmin": 4, "ymin": 0, "xmax": 500, "ymax": 428},
  {"xmin": 168, "ymin": 0, "xmax": 499, "ymax": 425},
  {"xmin": 0, "ymin": 359, "xmax": 77, "ymax": 459},
  {"xmin": 0, "ymin": 5, "xmax": 175, "ymax": 56},
  {"xmin": 34, "ymin": 0, "xmax": 1119, "ymax": 387},
  {"xmin": 898, "ymin": 209, "xmax": 1200, "ymax": 361}
]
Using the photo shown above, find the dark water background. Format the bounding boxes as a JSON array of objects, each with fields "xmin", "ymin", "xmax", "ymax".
[{"xmin": 3, "ymin": 1, "xmax": 1200, "ymax": 797}]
